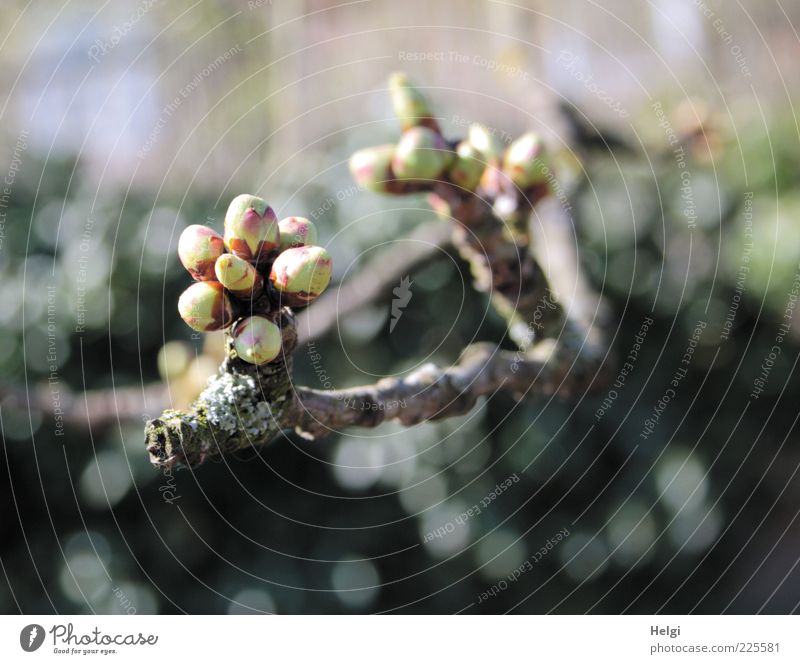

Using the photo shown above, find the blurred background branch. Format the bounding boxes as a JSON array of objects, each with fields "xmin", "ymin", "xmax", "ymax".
[{"xmin": 296, "ymin": 219, "xmax": 453, "ymax": 345}]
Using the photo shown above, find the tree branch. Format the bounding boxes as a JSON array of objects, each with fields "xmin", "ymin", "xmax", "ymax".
[
  {"xmin": 146, "ymin": 314, "xmax": 606, "ymax": 470},
  {"xmin": 144, "ymin": 177, "xmax": 610, "ymax": 469},
  {"xmin": 428, "ymin": 180, "xmax": 568, "ymax": 347},
  {"xmin": 143, "ymin": 80, "xmax": 612, "ymax": 469},
  {"xmin": 0, "ymin": 382, "xmax": 167, "ymax": 430},
  {"xmin": 291, "ymin": 318, "xmax": 604, "ymax": 439},
  {"xmin": 10, "ymin": 222, "xmax": 452, "ymax": 433}
]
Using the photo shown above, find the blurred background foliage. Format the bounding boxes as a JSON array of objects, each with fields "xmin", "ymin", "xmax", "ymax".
[{"xmin": 1, "ymin": 0, "xmax": 800, "ymax": 614}]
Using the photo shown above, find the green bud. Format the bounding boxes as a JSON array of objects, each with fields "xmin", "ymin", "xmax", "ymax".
[
  {"xmin": 391, "ymin": 127, "xmax": 451, "ymax": 181},
  {"xmin": 388, "ymin": 71, "xmax": 439, "ymax": 132},
  {"xmin": 232, "ymin": 315, "xmax": 282, "ymax": 365},
  {"xmin": 503, "ymin": 132, "xmax": 549, "ymax": 189},
  {"xmin": 224, "ymin": 194, "xmax": 280, "ymax": 264},
  {"xmin": 214, "ymin": 253, "xmax": 263, "ymax": 299},
  {"xmin": 447, "ymin": 141, "xmax": 485, "ymax": 191},
  {"xmin": 349, "ymin": 144, "xmax": 395, "ymax": 192},
  {"xmin": 468, "ymin": 123, "xmax": 503, "ymax": 162},
  {"xmin": 178, "ymin": 224, "xmax": 225, "ymax": 281},
  {"xmin": 278, "ymin": 216, "xmax": 318, "ymax": 251},
  {"xmin": 177, "ymin": 281, "xmax": 233, "ymax": 332},
  {"xmin": 468, "ymin": 124, "xmax": 505, "ymax": 190},
  {"xmin": 269, "ymin": 245, "xmax": 332, "ymax": 307}
]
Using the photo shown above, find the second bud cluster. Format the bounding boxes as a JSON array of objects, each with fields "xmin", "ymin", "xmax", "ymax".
[
  {"xmin": 176, "ymin": 194, "xmax": 332, "ymax": 365},
  {"xmin": 348, "ymin": 72, "xmax": 551, "ymax": 196}
]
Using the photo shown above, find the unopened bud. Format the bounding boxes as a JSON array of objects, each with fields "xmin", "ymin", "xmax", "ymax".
[
  {"xmin": 177, "ymin": 281, "xmax": 233, "ymax": 332},
  {"xmin": 468, "ymin": 124, "xmax": 504, "ymax": 190},
  {"xmin": 269, "ymin": 245, "xmax": 332, "ymax": 307},
  {"xmin": 447, "ymin": 141, "xmax": 485, "ymax": 191},
  {"xmin": 214, "ymin": 253, "xmax": 263, "ymax": 299},
  {"xmin": 349, "ymin": 144, "xmax": 395, "ymax": 192},
  {"xmin": 231, "ymin": 315, "xmax": 282, "ymax": 365},
  {"xmin": 178, "ymin": 225, "xmax": 225, "ymax": 281},
  {"xmin": 391, "ymin": 127, "xmax": 451, "ymax": 181},
  {"xmin": 468, "ymin": 123, "xmax": 503, "ymax": 162},
  {"xmin": 224, "ymin": 194, "xmax": 280, "ymax": 264},
  {"xmin": 388, "ymin": 71, "xmax": 439, "ymax": 132},
  {"xmin": 503, "ymin": 132, "xmax": 548, "ymax": 189},
  {"xmin": 278, "ymin": 216, "xmax": 318, "ymax": 251}
]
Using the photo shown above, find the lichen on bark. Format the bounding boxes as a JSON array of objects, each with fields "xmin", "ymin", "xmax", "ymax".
[{"xmin": 145, "ymin": 308, "xmax": 297, "ymax": 469}]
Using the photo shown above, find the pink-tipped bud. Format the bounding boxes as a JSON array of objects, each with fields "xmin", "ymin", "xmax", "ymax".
[
  {"xmin": 214, "ymin": 253, "xmax": 263, "ymax": 299},
  {"xmin": 231, "ymin": 315, "xmax": 282, "ymax": 365},
  {"xmin": 269, "ymin": 245, "xmax": 332, "ymax": 308},
  {"xmin": 278, "ymin": 216, "xmax": 318, "ymax": 252},
  {"xmin": 223, "ymin": 194, "xmax": 280, "ymax": 264},
  {"xmin": 178, "ymin": 225, "xmax": 225, "ymax": 281},
  {"xmin": 349, "ymin": 144, "xmax": 396, "ymax": 193},
  {"xmin": 177, "ymin": 281, "xmax": 233, "ymax": 332}
]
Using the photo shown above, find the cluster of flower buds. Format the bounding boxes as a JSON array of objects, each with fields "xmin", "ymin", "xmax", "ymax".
[
  {"xmin": 349, "ymin": 73, "xmax": 456, "ymax": 191},
  {"xmin": 349, "ymin": 72, "xmax": 552, "ymax": 197},
  {"xmin": 176, "ymin": 194, "xmax": 332, "ymax": 364}
]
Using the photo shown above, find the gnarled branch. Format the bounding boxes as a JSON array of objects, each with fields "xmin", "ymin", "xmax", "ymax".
[
  {"xmin": 291, "ymin": 319, "xmax": 604, "ymax": 439},
  {"xmin": 144, "ymin": 180, "xmax": 608, "ymax": 469}
]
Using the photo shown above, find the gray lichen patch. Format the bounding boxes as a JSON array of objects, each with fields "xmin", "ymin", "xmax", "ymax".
[
  {"xmin": 146, "ymin": 308, "xmax": 299, "ymax": 469},
  {"xmin": 199, "ymin": 372, "xmax": 275, "ymax": 437}
]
